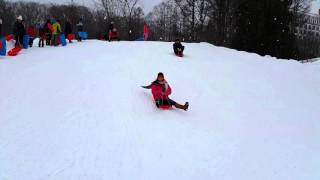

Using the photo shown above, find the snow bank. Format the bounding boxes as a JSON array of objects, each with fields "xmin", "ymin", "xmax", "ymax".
[{"xmin": 0, "ymin": 40, "xmax": 319, "ymax": 180}]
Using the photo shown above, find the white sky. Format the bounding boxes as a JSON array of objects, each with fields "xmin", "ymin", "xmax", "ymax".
[
  {"xmin": 12, "ymin": 0, "xmax": 320, "ymax": 15},
  {"xmin": 312, "ymin": 0, "xmax": 320, "ymax": 14},
  {"xmin": 12, "ymin": 0, "xmax": 163, "ymax": 13}
]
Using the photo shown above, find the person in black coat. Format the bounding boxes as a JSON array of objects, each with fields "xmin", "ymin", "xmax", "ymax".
[
  {"xmin": 173, "ymin": 38, "xmax": 185, "ymax": 56},
  {"xmin": 13, "ymin": 16, "xmax": 25, "ymax": 47},
  {"xmin": 109, "ymin": 21, "xmax": 114, "ymax": 32},
  {"xmin": 64, "ymin": 20, "xmax": 72, "ymax": 43},
  {"xmin": 44, "ymin": 19, "xmax": 52, "ymax": 46}
]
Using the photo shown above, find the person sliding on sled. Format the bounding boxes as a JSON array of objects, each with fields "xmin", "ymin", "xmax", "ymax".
[
  {"xmin": 142, "ymin": 72, "xmax": 189, "ymax": 111},
  {"xmin": 173, "ymin": 38, "xmax": 185, "ymax": 57}
]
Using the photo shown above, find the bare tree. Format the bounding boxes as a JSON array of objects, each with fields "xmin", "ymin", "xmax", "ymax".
[
  {"xmin": 118, "ymin": 0, "xmax": 141, "ymax": 38},
  {"xmin": 174, "ymin": 0, "xmax": 210, "ymax": 41},
  {"xmin": 10, "ymin": 2, "xmax": 47, "ymax": 25}
]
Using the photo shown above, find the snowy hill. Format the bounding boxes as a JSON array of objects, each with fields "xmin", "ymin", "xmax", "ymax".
[{"xmin": 0, "ymin": 40, "xmax": 319, "ymax": 180}]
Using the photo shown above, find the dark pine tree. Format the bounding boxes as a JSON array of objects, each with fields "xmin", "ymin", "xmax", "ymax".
[{"xmin": 232, "ymin": 0, "xmax": 297, "ymax": 59}]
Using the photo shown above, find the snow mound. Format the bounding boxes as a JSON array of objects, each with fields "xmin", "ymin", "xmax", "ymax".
[{"xmin": 0, "ymin": 40, "xmax": 319, "ymax": 180}]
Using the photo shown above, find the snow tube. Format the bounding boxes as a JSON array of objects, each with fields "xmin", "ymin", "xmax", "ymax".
[
  {"xmin": 8, "ymin": 47, "xmax": 22, "ymax": 56},
  {"xmin": 23, "ymin": 35, "xmax": 30, "ymax": 49},
  {"xmin": 78, "ymin": 31, "xmax": 88, "ymax": 39},
  {"xmin": 5, "ymin": 34, "xmax": 14, "ymax": 41},
  {"xmin": 0, "ymin": 38, "xmax": 6, "ymax": 56},
  {"xmin": 67, "ymin": 34, "xmax": 75, "ymax": 41},
  {"xmin": 60, "ymin": 34, "xmax": 67, "ymax": 46}
]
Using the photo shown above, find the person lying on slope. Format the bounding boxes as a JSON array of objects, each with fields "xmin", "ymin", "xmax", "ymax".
[{"xmin": 142, "ymin": 72, "xmax": 189, "ymax": 111}]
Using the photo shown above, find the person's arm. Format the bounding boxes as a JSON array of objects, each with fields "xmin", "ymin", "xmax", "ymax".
[{"xmin": 141, "ymin": 84, "xmax": 152, "ymax": 89}]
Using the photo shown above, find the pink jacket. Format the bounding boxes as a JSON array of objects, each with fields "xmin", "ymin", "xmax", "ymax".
[{"xmin": 151, "ymin": 81, "xmax": 172, "ymax": 100}]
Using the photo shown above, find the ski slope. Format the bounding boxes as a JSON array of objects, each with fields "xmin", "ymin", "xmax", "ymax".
[{"xmin": 0, "ymin": 40, "xmax": 319, "ymax": 180}]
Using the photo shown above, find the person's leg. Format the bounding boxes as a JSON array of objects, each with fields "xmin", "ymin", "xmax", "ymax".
[
  {"xmin": 169, "ymin": 99, "xmax": 189, "ymax": 111},
  {"xmin": 55, "ymin": 34, "xmax": 59, "ymax": 46},
  {"xmin": 38, "ymin": 37, "xmax": 43, "ymax": 47},
  {"xmin": 48, "ymin": 34, "xmax": 51, "ymax": 45},
  {"xmin": 15, "ymin": 36, "xmax": 19, "ymax": 47},
  {"xmin": 18, "ymin": 35, "xmax": 23, "ymax": 47},
  {"xmin": 41, "ymin": 38, "xmax": 45, "ymax": 47},
  {"xmin": 45, "ymin": 34, "xmax": 49, "ymax": 45},
  {"xmin": 155, "ymin": 99, "xmax": 161, "ymax": 108},
  {"xmin": 68, "ymin": 34, "xmax": 72, "ymax": 43},
  {"xmin": 29, "ymin": 38, "xmax": 34, "ymax": 47}
]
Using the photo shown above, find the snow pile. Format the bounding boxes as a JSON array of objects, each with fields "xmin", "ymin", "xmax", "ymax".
[{"xmin": 0, "ymin": 40, "xmax": 319, "ymax": 180}]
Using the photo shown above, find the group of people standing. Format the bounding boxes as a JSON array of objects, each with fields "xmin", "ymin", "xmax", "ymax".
[{"xmin": 12, "ymin": 15, "xmax": 85, "ymax": 48}]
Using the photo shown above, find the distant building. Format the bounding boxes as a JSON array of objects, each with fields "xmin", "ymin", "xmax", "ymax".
[{"xmin": 295, "ymin": 10, "xmax": 320, "ymax": 39}]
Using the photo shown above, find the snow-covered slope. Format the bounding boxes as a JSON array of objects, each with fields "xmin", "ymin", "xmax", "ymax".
[{"xmin": 0, "ymin": 40, "xmax": 319, "ymax": 180}]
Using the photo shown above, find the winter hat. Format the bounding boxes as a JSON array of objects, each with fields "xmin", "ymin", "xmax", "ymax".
[
  {"xmin": 17, "ymin": 15, "xmax": 23, "ymax": 21},
  {"xmin": 158, "ymin": 72, "xmax": 164, "ymax": 78}
]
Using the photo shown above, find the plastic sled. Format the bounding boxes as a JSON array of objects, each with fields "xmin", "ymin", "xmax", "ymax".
[
  {"xmin": 60, "ymin": 34, "xmax": 67, "ymax": 46},
  {"xmin": 160, "ymin": 105, "xmax": 173, "ymax": 110},
  {"xmin": 23, "ymin": 35, "xmax": 30, "ymax": 49},
  {"xmin": 78, "ymin": 31, "xmax": 88, "ymax": 39},
  {"xmin": 8, "ymin": 47, "xmax": 22, "ymax": 56},
  {"xmin": 5, "ymin": 34, "xmax": 14, "ymax": 41},
  {"xmin": 0, "ymin": 38, "xmax": 6, "ymax": 56},
  {"xmin": 67, "ymin": 34, "xmax": 75, "ymax": 41}
]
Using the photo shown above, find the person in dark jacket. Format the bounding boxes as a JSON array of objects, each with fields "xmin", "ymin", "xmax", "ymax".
[
  {"xmin": 76, "ymin": 19, "xmax": 84, "ymax": 42},
  {"xmin": 13, "ymin": 16, "xmax": 25, "ymax": 47},
  {"xmin": 142, "ymin": 72, "xmax": 189, "ymax": 111},
  {"xmin": 65, "ymin": 20, "xmax": 72, "ymax": 43},
  {"xmin": 173, "ymin": 38, "xmax": 185, "ymax": 56},
  {"xmin": 109, "ymin": 21, "xmax": 114, "ymax": 32},
  {"xmin": 38, "ymin": 23, "xmax": 45, "ymax": 48},
  {"xmin": 44, "ymin": 19, "xmax": 52, "ymax": 46},
  {"xmin": 103, "ymin": 21, "xmax": 115, "ymax": 40}
]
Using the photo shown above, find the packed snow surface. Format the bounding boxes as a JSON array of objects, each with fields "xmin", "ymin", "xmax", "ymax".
[{"xmin": 0, "ymin": 40, "xmax": 319, "ymax": 180}]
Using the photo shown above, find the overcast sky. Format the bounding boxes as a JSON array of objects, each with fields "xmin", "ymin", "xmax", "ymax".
[
  {"xmin": 312, "ymin": 0, "xmax": 320, "ymax": 14},
  {"xmin": 13, "ymin": 0, "xmax": 163, "ymax": 13},
  {"xmin": 12, "ymin": 0, "xmax": 320, "ymax": 14}
]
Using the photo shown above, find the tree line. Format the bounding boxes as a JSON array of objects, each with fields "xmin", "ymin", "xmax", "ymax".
[{"xmin": 0, "ymin": 0, "xmax": 318, "ymax": 60}]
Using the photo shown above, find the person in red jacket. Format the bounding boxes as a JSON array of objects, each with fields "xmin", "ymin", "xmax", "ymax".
[
  {"xmin": 109, "ymin": 28, "xmax": 120, "ymax": 41},
  {"xmin": 27, "ymin": 25, "xmax": 36, "ymax": 47},
  {"xmin": 142, "ymin": 72, "xmax": 189, "ymax": 111}
]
